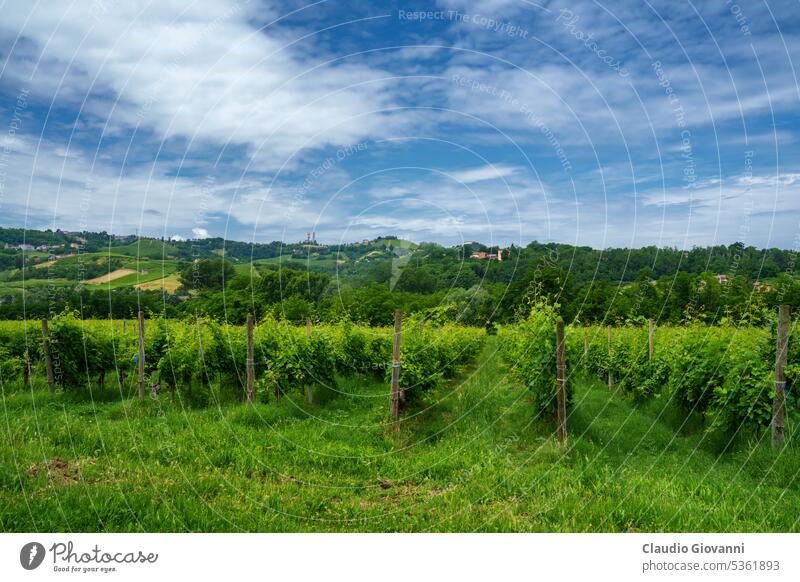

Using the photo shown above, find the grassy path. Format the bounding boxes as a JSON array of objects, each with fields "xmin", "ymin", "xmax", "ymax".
[{"xmin": 1, "ymin": 338, "xmax": 798, "ymax": 531}]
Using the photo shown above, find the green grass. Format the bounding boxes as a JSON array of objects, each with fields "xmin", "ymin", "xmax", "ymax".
[
  {"xmin": 0, "ymin": 278, "xmax": 73, "ymax": 291},
  {"xmin": 111, "ymin": 240, "xmax": 181, "ymax": 259},
  {"xmin": 233, "ymin": 264, "xmax": 259, "ymax": 276},
  {"xmin": 90, "ymin": 260, "xmax": 180, "ymax": 290},
  {"xmin": 38, "ymin": 252, "xmax": 131, "ymax": 266},
  {"xmin": 1, "ymin": 338, "xmax": 798, "ymax": 532}
]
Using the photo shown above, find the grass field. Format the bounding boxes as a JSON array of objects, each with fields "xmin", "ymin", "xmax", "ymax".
[
  {"xmin": 0, "ymin": 278, "xmax": 72, "ymax": 291},
  {"xmin": 111, "ymin": 240, "xmax": 181, "ymax": 259},
  {"xmin": 32, "ymin": 252, "xmax": 130, "ymax": 269},
  {"xmin": 233, "ymin": 264, "xmax": 260, "ymax": 277},
  {"xmin": 23, "ymin": 252, "xmax": 180, "ymax": 290},
  {"xmin": 90, "ymin": 260, "xmax": 180, "ymax": 290},
  {"xmin": 134, "ymin": 273, "xmax": 182, "ymax": 293},
  {"xmin": 84, "ymin": 268, "xmax": 137, "ymax": 285},
  {"xmin": 1, "ymin": 338, "xmax": 798, "ymax": 532}
]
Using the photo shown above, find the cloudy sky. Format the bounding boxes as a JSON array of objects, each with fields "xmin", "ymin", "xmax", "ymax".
[{"xmin": 0, "ymin": 0, "xmax": 799, "ymax": 249}]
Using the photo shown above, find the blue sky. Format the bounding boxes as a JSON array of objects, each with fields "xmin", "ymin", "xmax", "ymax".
[{"xmin": 1, "ymin": 0, "xmax": 799, "ymax": 249}]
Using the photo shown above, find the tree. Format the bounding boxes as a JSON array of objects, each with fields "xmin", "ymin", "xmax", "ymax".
[
  {"xmin": 394, "ymin": 267, "xmax": 436, "ymax": 293},
  {"xmin": 280, "ymin": 296, "xmax": 311, "ymax": 323},
  {"xmin": 179, "ymin": 258, "xmax": 235, "ymax": 292},
  {"xmin": 257, "ymin": 268, "xmax": 330, "ymax": 304}
]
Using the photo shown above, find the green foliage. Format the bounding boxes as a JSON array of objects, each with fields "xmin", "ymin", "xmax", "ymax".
[
  {"xmin": 256, "ymin": 268, "xmax": 330, "ymax": 304},
  {"xmin": 157, "ymin": 320, "xmax": 202, "ymax": 396},
  {"xmin": 278, "ymin": 296, "xmax": 312, "ymax": 323},
  {"xmin": 0, "ymin": 320, "xmax": 41, "ymax": 362},
  {"xmin": 497, "ymin": 299, "xmax": 568, "ymax": 415},
  {"xmin": 47, "ymin": 310, "xmax": 90, "ymax": 388},
  {"xmin": 179, "ymin": 258, "xmax": 235, "ymax": 291},
  {"xmin": 326, "ymin": 321, "xmax": 390, "ymax": 377},
  {"xmin": 391, "ymin": 321, "xmax": 485, "ymax": 398},
  {"xmin": 0, "ymin": 345, "xmax": 22, "ymax": 381},
  {"xmin": 46, "ymin": 312, "xmax": 123, "ymax": 389},
  {"xmin": 135, "ymin": 317, "xmax": 483, "ymax": 403},
  {"xmin": 568, "ymin": 322, "xmax": 786, "ymax": 438}
]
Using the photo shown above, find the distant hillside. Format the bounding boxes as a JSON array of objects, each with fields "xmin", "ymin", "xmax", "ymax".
[
  {"xmin": 2, "ymin": 227, "xmax": 800, "ymax": 326},
  {"xmin": 110, "ymin": 239, "xmax": 181, "ymax": 259}
]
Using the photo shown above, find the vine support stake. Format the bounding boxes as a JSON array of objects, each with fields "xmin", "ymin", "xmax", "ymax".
[
  {"xmin": 194, "ymin": 317, "xmax": 203, "ymax": 395},
  {"xmin": 648, "ymin": 319, "xmax": 655, "ymax": 360},
  {"xmin": 137, "ymin": 311, "xmax": 145, "ymax": 401},
  {"xmin": 196, "ymin": 317, "xmax": 204, "ymax": 360},
  {"xmin": 390, "ymin": 310, "xmax": 403, "ymax": 430},
  {"xmin": 41, "ymin": 319, "xmax": 54, "ymax": 392},
  {"xmin": 306, "ymin": 318, "xmax": 313, "ymax": 405},
  {"xmin": 556, "ymin": 319, "xmax": 567, "ymax": 446},
  {"xmin": 772, "ymin": 304, "xmax": 790, "ymax": 448},
  {"xmin": 23, "ymin": 352, "xmax": 31, "ymax": 388},
  {"xmin": 607, "ymin": 325, "xmax": 613, "ymax": 390},
  {"xmin": 246, "ymin": 313, "xmax": 255, "ymax": 403},
  {"xmin": 583, "ymin": 328, "xmax": 588, "ymax": 355}
]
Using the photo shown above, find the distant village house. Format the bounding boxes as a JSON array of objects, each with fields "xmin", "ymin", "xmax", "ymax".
[{"xmin": 470, "ymin": 249, "xmax": 504, "ymax": 261}]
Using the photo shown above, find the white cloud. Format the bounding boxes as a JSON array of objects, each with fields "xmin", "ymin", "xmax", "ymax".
[
  {"xmin": 448, "ymin": 164, "xmax": 520, "ymax": 184},
  {"xmin": 0, "ymin": 1, "xmax": 405, "ymax": 170},
  {"xmin": 435, "ymin": 0, "xmax": 531, "ymax": 12},
  {"xmin": 3, "ymin": 0, "xmax": 800, "ymax": 251}
]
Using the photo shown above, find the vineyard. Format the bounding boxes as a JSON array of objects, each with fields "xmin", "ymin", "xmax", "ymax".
[
  {"xmin": 0, "ymin": 311, "xmax": 485, "ymax": 407},
  {"xmin": 1, "ymin": 307, "xmax": 799, "ymax": 532},
  {"xmin": 498, "ymin": 301, "xmax": 799, "ymax": 446}
]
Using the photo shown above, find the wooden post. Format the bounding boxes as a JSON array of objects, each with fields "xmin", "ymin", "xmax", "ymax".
[
  {"xmin": 246, "ymin": 314, "xmax": 255, "ymax": 403},
  {"xmin": 23, "ymin": 352, "xmax": 31, "ymax": 388},
  {"xmin": 123, "ymin": 319, "xmax": 127, "ymax": 335},
  {"xmin": 648, "ymin": 319, "xmax": 655, "ymax": 360},
  {"xmin": 193, "ymin": 317, "xmax": 202, "ymax": 396},
  {"xmin": 137, "ymin": 311, "xmax": 145, "ymax": 401},
  {"xmin": 607, "ymin": 325, "xmax": 613, "ymax": 389},
  {"xmin": 306, "ymin": 318, "xmax": 313, "ymax": 405},
  {"xmin": 196, "ymin": 317, "xmax": 204, "ymax": 359},
  {"xmin": 555, "ymin": 319, "xmax": 567, "ymax": 445},
  {"xmin": 772, "ymin": 304, "xmax": 790, "ymax": 448},
  {"xmin": 389, "ymin": 310, "xmax": 403, "ymax": 428},
  {"xmin": 583, "ymin": 328, "xmax": 588, "ymax": 355},
  {"xmin": 41, "ymin": 319, "xmax": 54, "ymax": 392}
]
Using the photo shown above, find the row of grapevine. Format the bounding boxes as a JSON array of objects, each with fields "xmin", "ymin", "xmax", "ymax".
[
  {"xmin": 497, "ymin": 300, "xmax": 571, "ymax": 416},
  {"xmin": 0, "ymin": 320, "xmax": 42, "ymax": 380},
  {"xmin": 498, "ymin": 301, "xmax": 797, "ymax": 438},
  {"xmin": 566, "ymin": 322, "xmax": 798, "ymax": 436},
  {"xmin": 0, "ymin": 311, "xmax": 485, "ymax": 404}
]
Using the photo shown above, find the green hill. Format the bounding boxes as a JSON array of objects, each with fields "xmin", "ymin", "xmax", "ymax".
[{"xmin": 112, "ymin": 239, "xmax": 182, "ymax": 259}]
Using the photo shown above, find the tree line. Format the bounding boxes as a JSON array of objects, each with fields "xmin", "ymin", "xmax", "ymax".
[{"xmin": 1, "ymin": 239, "xmax": 798, "ymax": 325}]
